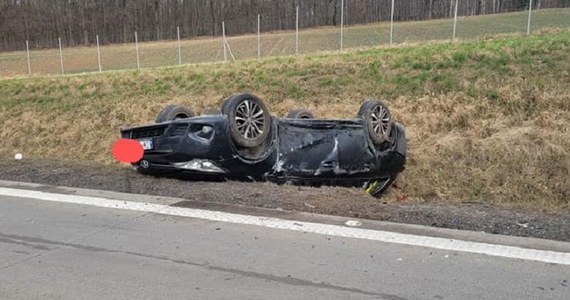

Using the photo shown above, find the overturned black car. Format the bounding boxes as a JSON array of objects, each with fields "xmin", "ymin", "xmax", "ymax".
[{"xmin": 120, "ymin": 93, "xmax": 406, "ymax": 198}]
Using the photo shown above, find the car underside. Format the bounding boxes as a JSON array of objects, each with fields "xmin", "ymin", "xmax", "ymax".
[{"xmin": 120, "ymin": 93, "xmax": 406, "ymax": 198}]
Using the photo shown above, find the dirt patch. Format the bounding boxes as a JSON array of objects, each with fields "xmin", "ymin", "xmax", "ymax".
[{"xmin": 1, "ymin": 158, "xmax": 568, "ymax": 242}]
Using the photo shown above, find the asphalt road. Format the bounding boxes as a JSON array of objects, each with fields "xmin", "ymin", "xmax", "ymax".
[{"xmin": 0, "ymin": 193, "xmax": 569, "ymax": 300}]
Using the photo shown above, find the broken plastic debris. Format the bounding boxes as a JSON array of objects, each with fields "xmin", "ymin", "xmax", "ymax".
[
  {"xmin": 345, "ymin": 220, "xmax": 362, "ymax": 227},
  {"xmin": 516, "ymin": 222, "xmax": 529, "ymax": 228},
  {"xmin": 304, "ymin": 202, "xmax": 316, "ymax": 209}
]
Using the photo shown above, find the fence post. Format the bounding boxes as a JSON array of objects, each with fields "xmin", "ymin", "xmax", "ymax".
[
  {"xmin": 26, "ymin": 40, "xmax": 32, "ymax": 75},
  {"xmin": 134, "ymin": 32, "xmax": 140, "ymax": 69},
  {"xmin": 295, "ymin": 6, "xmax": 299, "ymax": 55},
  {"xmin": 527, "ymin": 0, "xmax": 533, "ymax": 35},
  {"xmin": 390, "ymin": 0, "xmax": 395, "ymax": 45},
  {"xmin": 177, "ymin": 26, "xmax": 182, "ymax": 65},
  {"xmin": 453, "ymin": 0, "xmax": 459, "ymax": 41},
  {"xmin": 222, "ymin": 22, "xmax": 227, "ymax": 63},
  {"xmin": 257, "ymin": 14, "xmax": 261, "ymax": 59},
  {"xmin": 340, "ymin": 0, "xmax": 344, "ymax": 51},
  {"xmin": 58, "ymin": 37, "xmax": 64, "ymax": 74},
  {"xmin": 96, "ymin": 35, "xmax": 102, "ymax": 72}
]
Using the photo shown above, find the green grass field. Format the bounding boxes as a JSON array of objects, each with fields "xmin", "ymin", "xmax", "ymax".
[
  {"xmin": 0, "ymin": 29, "xmax": 568, "ymax": 208},
  {"xmin": 0, "ymin": 8, "xmax": 568, "ymax": 76}
]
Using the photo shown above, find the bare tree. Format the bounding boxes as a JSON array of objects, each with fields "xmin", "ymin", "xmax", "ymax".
[{"xmin": 0, "ymin": 0, "xmax": 568, "ymax": 52}]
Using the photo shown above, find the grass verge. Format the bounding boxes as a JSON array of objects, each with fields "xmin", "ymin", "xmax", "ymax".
[{"xmin": 0, "ymin": 29, "xmax": 569, "ymax": 209}]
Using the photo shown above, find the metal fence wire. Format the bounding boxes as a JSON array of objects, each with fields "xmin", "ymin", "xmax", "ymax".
[{"xmin": 0, "ymin": 1, "xmax": 568, "ymax": 77}]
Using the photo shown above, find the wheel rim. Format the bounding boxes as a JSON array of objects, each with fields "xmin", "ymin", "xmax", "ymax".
[
  {"xmin": 371, "ymin": 105, "xmax": 390, "ymax": 137},
  {"xmin": 235, "ymin": 100, "xmax": 265, "ymax": 140}
]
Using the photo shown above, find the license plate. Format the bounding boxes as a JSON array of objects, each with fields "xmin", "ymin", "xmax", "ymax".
[{"xmin": 139, "ymin": 138, "xmax": 153, "ymax": 150}]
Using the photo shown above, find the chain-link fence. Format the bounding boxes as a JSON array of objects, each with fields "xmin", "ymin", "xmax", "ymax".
[{"xmin": 0, "ymin": 4, "xmax": 568, "ymax": 77}]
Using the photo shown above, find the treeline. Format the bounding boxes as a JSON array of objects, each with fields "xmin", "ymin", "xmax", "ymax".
[{"xmin": 1, "ymin": 0, "xmax": 567, "ymax": 51}]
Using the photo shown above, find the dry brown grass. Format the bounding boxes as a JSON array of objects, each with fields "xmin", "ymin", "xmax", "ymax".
[{"xmin": 0, "ymin": 30, "xmax": 569, "ymax": 209}]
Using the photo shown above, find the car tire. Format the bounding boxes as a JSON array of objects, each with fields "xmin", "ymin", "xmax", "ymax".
[
  {"xmin": 222, "ymin": 93, "xmax": 271, "ymax": 148},
  {"xmin": 286, "ymin": 109, "xmax": 314, "ymax": 119},
  {"xmin": 357, "ymin": 100, "xmax": 392, "ymax": 144},
  {"xmin": 155, "ymin": 104, "xmax": 194, "ymax": 123}
]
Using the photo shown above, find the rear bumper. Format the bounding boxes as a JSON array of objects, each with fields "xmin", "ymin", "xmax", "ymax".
[{"xmin": 122, "ymin": 114, "xmax": 236, "ymax": 165}]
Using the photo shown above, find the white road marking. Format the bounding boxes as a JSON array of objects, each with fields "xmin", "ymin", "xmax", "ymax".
[{"xmin": 1, "ymin": 187, "xmax": 569, "ymax": 265}]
